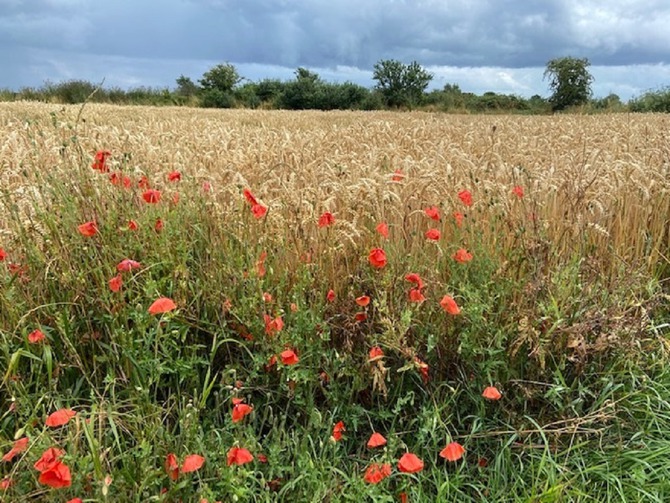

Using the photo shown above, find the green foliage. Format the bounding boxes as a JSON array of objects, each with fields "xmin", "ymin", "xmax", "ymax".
[
  {"xmin": 372, "ymin": 59, "xmax": 433, "ymax": 108},
  {"xmin": 544, "ymin": 57, "xmax": 594, "ymax": 111},
  {"xmin": 199, "ymin": 63, "xmax": 241, "ymax": 93},
  {"xmin": 629, "ymin": 87, "xmax": 670, "ymax": 112},
  {"xmin": 175, "ymin": 75, "xmax": 199, "ymax": 97}
]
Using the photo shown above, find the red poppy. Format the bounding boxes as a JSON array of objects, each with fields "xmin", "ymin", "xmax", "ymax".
[
  {"xmin": 363, "ymin": 463, "xmax": 391, "ymax": 484},
  {"xmin": 368, "ymin": 346, "xmax": 384, "ymax": 361},
  {"xmin": 367, "ymin": 432, "xmax": 387, "ymax": 448},
  {"xmin": 226, "ymin": 447, "xmax": 253, "ymax": 466},
  {"xmin": 318, "ymin": 212, "xmax": 335, "ymax": 227},
  {"xmin": 404, "ymin": 273, "xmax": 424, "ymax": 290},
  {"xmin": 424, "ymin": 206, "xmax": 440, "ymax": 221},
  {"xmin": 0, "ymin": 248, "xmax": 6, "ymax": 261},
  {"xmin": 127, "ymin": 220, "xmax": 139, "ymax": 231},
  {"xmin": 77, "ymin": 221, "xmax": 98, "ymax": 237},
  {"xmin": 409, "ymin": 288, "xmax": 426, "ymax": 303},
  {"xmin": 415, "ymin": 357, "xmax": 429, "ymax": 384},
  {"xmin": 38, "ymin": 460, "xmax": 71, "ymax": 488},
  {"xmin": 425, "ymin": 228, "xmax": 441, "ymax": 241},
  {"xmin": 280, "ymin": 349, "xmax": 299, "ymax": 365},
  {"xmin": 181, "ymin": 454, "xmax": 205, "ymax": 473},
  {"xmin": 440, "ymin": 295, "xmax": 461, "ymax": 315},
  {"xmin": 142, "ymin": 189, "xmax": 161, "ymax": 204},
  {"xmin": 478, "ymin": 457, "xmax": 488, "ymax": 468},
  {"xmin": 165, "ymin": 453, "xmax": 179, "ymax": 481},
  {"xmin": 28, "ymin": 329, "xmax": 45, "ymax": 344},
  {"xmin": 458, "ymin": 189, "xmax": 473, "ymax": 207},
  {"xmin": 45, "ymin": 409, "xmax": 76, "ymax": 427},
  {"xmin": 326, "ymin": 289, "xmax": 336, "ymax": 302},
  {"xmin": 376, "ymin": 222, "xmax": 389, "ymax": 238},
  {"xmin": 482, "ymin": 386, "xmax": 502, "ymax": 401},
  {"xmin": 453, "ymin": 212, "xmax": 464, "ymax": 227},
  {"xmin": 399, "ymin": 492, "xmax": 408, "ymax": 503},
  {"xmin": 355, "ymin": 295, "xmax": 370, "ymax": 307},
  {"xmin": 392, "ymin": 169, "xmax": 405, "ymax": 182},
  {"xmin": 116, "ymin": 259, "xmax": 141, "ymax": 272},
  {"xmin": 2, "ymin": 437, "xmax": 29, "ymax": 462},
  {"xmin": 232, "ymin": 398, "xmax": 253, "ymax": 423},
  {"xmin": 202, "ymin": 181, "xmax": 212, "ymax": 193},
  {"xmin": 332, "ymin": 421, "xmax": 345, "ymax": 441},
  {"xmin": 257, "ymin": 453, "xmax": 268, "ymax": 463},
  {"xmin": 368, "ymin": 248, "xmax": 387, "ymax": 268},
  {"xmin": 265, "ymin": 354, "xmax": 277, "ymax": 372},
  {"xmin": 439, "ymin": 441, "xmax": 465, "ymax": 462},
  {"xmin": 398, "ymin": 452, "xmax": 424, "ymax": 473},
  {"xmin": 251, "ymin": 204, "xmax": 268, "ymax": 219},
  {"xmin": 148, "ymin": 297, "xmax": 177, "ymax": 315},
  {"xmin": 264, "ymin": 314, "xmax": 284, "ymax": 336},
  {"xmin": 67, "ymin": 499, "xmax": 83, "ymax": 503},
  {"xmin": 0, "ymin": 477, "xmax": 11, "ymax": 490},
  {"xmin": 453, "ymin": 248, "xmax": 473, "ymax": 263},
  {"xmin": 167, "ymin": 171, "xmax": 181, "ymax": 182},
  {"xmin": 256, "ymin": 251, "xmax": 267, "ymax": 278},
  {"xmin": 109, "ymin": 274, "xmax": 122, "ymax": 293},
  {"xmin": 512, "ymin": 185, "xmax": 524, "ymax": 198},
  {"xmin": 355, "ymin": 312, "xmax": 367, "ymax": 322},
  {"xmin": 243, "ymin": 189, "xmax": 258, "ymax": 206},
  {"xmin": 137, "ymin": 176, "xmax": 150, "ymax": 189},
  {"xmin": 263, "ymin": 292, "xmax": 273, "ymax": 303},
  {"xmin": 33, "ymin": 447, "xmax": 65, "ymax": 472},
  {"xmin": 91, "ymin": 150, "xmax": 111, "ymax": 172}
]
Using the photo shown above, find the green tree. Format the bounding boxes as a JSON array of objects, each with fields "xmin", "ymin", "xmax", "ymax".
[
  {"xmin": 175, "ymin": 75, "xmax": 199, "ymax": 97},
  {"xmin": 199, "ymin": 63, "xmax": 241, "ymax": 93},
  {"xmin": 544, "ymin": 57, "xmax": 594, "ymax": 111},
  {"xmin": 372, "ymin": 59, "xmax": 433, "ymax": 108}
]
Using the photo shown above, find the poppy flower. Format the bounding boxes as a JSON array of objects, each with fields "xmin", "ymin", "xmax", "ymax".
[
  {"xmin": 458, "ymin": 189, "xmax": 473, "ymax": 207},
  {"xmin": 45, "ymin": 409, "xmax": 76, "ymax": 427},
  {"xmin": 2, "ymin": 437, "xmax": 29, "ymax": 462},
  {"xmin": 127, "ymin": 220, "xmax": 139, "ymax": 231},
  {"xmin": 34, "ymin": 447, "xmax": 65, "ymax": 472},
  {"xmin": 38, "ymin": 460, "xmax": 71, "ymax": 488},
  {"xmin": 415, "ymin": 357, "xmax": 429, "ymax": 384},
  {"xmin": 28, "ymin": 329, "xmax": 45, "ymax": 344},
  {"xmin": 167, "ymin": 171, "xmax": 181, "ymax": 182},
  {"xmin": 368, "ymin": 248, "xmax": 387, "ymax": 269},
  {"xmin": 440, "ymin": 295, "xmax": 461, "ymax": 315},
  {"xmin": 326, "ymin": 289, "xmax": 336, "ymax": 302},
  {"xmin": 0, "ymin": 477, "xmax": 11, "ymax": 490},
  {"xmin": 355, "ymin": 312, "xmax": 367, "ymax": 322},
  {"xmin": 243, "ymin": 189, "xmax": 258, "ymax": 206},
  {"xmin": 0, "ymin": 248, "xmax": 6, "ymax": 261},
  {"xmin": 355, "ymin": 295, "xmax": 370, "ymax": 307},
  {"xmin": 154, "ymin": 218, "xmax": 164, "ymax": 233},
  {"xmin": 363, "ymin": 463, "xmax": 391, "ymax": 484},
  {"xmin": 453, "ymin": 248, "xmax": 473, "ymax": 263},
  {"xmin": 264, "ymin": 315, "xmax": 284, "ymax": 336},
  {"xmin": 142, "ymin": 189, "xmax": 161, "ymax": 204},
  {"xmin": 257, "ymin": 453, "xmax": 268, "ymax": 463},
  {"xmin": 165, "ymin": 453, "xmax": 179, "ymax": 481},
  {"xmin": 280, "ymin": 349, "xmax": 299, "ymax": 365},
  {"xmin": 368, "ymin": 346, "xmax": 384, "ymax": 361},
  {"xmin": 482, "ymin": 386, "xmax": 502, "ymax": 401},
  {"xmin": 332, "ymin": 421, "xmax": 345, "ymax": 442},
  {"xmin": 251, "ymin": 204, "xmax": 268, "ymax": 219},
  {"xmin": 137, "ymin": 176, "xmax": 150, "ymax": 189},
  {"xmin": 108, "ymin": 274, "xmax": 122, "ymax": 292},
  {"xmin": 409, "ymin": 288, "xmax": 426, "ymax": 303},
  {"xmin": 77, "ymin": 221, "xmax": 98, "ymax": 237},
  {"xmin": 453, "ymin": 212, "xmax": 464, "ymax": 227},
  {"xmin": 226, "ymin": 447, "xmax": 253, "ymax": 466},
  {"xmin": 367, "ymin": 432, "xmax": 387, "ymax": 448},
  {"xmin": 478, "ymin": 457, "xmax": 488, "ymax": 468},
  {"xmin": 398, "ymin": 452, "xmax": 424, "ymax": 473},
  {"xmin": 256, "ymin": 251, "xmax": 267, "ymax": 278},
  {"xmin": 202, "ymin": 181, "xmax": 212, "ymax": 192},
  {"xmin": 399, "ymin": 492, "xmax": 408, "ymax": 503},
  {"xmin": 439, "ymin": 441, "xmax": 465, "ymax": 462},
  {"xmin": 425, "ymin": 229, "xmax": 441, "ymax": 241},
  {"xmin": 392, "ymin": 169, "xmax": 405, "ymax": 182},
  {"xmin": 318, "ymin": 212, "xmax": 335, "ymax": 227},
  {"xmin": 148, "ymin": 297, "xmax": 177, "ymax": 315},
  {"xmin": 512, "ymin": 185, "xmax": 524, "ymax": 198},
  {"xmin": 91, "ymin": 150, "xmax": 111, "ymax": 172},
  {"xmin": 263, "ymin": 292, "xmax": 273, "ymax": 303},
  {"xmin": 424, "ymin": 206, "xmax": 440, "ymax": 221},
  {"xmin": 181, "ymin": 454, "xmax": 205, "ymax": 473},
  {"xmin": 405, "ymin": 273, "xmax": 425, "ymax": 290},
  {"xmin": 67, "ymin": 499, "xmax": 83, "ymax": 503},
  {"xmin": 232, "ymin": 398, "xmax": 253, "ymax": 423},
  {"xmin": 116, "ymin": 259, "xmax": 141, "ymax": 272},
  {"xmin": 376, "ymin": 222, "xmax": 389, "ymax": 238},
  {"xmin": 265, "ymin": 354, "xmax": 277, "ymax": 372}
]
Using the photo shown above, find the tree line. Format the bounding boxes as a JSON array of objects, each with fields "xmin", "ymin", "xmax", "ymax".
[{"xmin": 1, "ymin": 57, "xmax": 669, "ymax": 113}]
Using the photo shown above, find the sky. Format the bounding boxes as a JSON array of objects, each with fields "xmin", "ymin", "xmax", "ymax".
[{"xmin": 1, "ymin": 0, "xmax": 669, "ymax": 101}]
